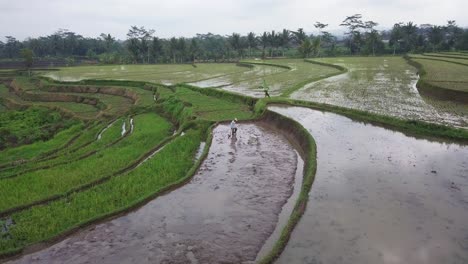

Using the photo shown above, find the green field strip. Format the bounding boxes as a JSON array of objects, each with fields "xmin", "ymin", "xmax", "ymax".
[
  {"xmin": 0, "ymin": 119, "xmax": 125, "ymax": 179},
  {"xmin": 0, "ymin": 129, "xmax": 202, "ymax": 256},
  {"xmin": 0, "ymin": 123, "xmax": 85, "ymax": 166},
  {"xmin": 0, "ymin": 113, "xmax": 172, "ymax": 216}
]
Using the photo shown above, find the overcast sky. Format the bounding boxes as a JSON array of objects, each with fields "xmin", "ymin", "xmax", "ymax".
[{"xmin": 0, "ymin": 0, "xmax": 466, "ymax": 41}]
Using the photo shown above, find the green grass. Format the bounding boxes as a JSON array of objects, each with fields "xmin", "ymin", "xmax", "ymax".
[
  {"xmin": 0, "ymin": 82, "xmax": 102, "ymax": 119},
  {"xmin": 0, "ymin": 129, "xmax": 202, "ymax": 255},
  {"xmin": 41, "ymin": 80, "xmax": 157, "ymax": 109},
  {"xmin": 0, "ymin": 123, "xmax": 84, "ymax": 165},
  {"xmin": 408, "ymin": 56, "xmax": 468, "ymax": 92},
  {"xmin": 423, "ymin": 52, "xmax": 468, "ymax": 61},
  {"xmin": 0, "ymin": 113, "xmax": 172, "ymax": 214},
  {"xmin": 0, "ymin": 106, "xmax": 77, "ymax": 150},
  {"xmin": 158, "ymin": 85, "xmax": 253, "ymax": 121},
  {"xmin": 0, "ymin": 119, "xmax": 123, "ymax": 179}
]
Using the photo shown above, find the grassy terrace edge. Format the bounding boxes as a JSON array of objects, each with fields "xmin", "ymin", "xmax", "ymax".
[
  {"xmin": 257, "ymin": 110, "xmax": 317, "ymax": 264},
  {"xmin": 0, "ymin": 123, "xmax": 213, "ymax": 260},
  {"xmin": 404, "ymin": 55, "xmax": 468, "ymax": 103},
  {"xmin": 260, "ymin": 97, "xmax": 468, "ymax": 142}
]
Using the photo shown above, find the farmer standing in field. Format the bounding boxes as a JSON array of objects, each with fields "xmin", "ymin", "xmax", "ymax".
[
  {"xmin": 261, "ymin": 79, "xmax": 270, "ymax": 98},
  {"xmin": 230, "ymin": 118, "xmax": 238, "ymax": 137}
]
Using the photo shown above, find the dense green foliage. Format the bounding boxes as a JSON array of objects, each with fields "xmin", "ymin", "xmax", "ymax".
[
  {"xmin": 1, "ymin": 17, "xmax": 467, "ymax": 66},
  {"xmin": 0, "ymin": 107, "xmax": 77, "ymax": 149}
]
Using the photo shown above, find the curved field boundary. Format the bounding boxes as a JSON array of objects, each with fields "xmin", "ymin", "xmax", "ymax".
[
  {"xmin": 422, "ymin": 53, "xmax": 468, "ymax": 61},
  {"xmin": 0, "ymin": 123, "xmax": 86, "ymax": 170},
  {"xmin": 0, "ymin": 129, "xmax": 176, "ymax": 218},
  {"xmin": 0, "ymin": 119, "xmax": 131, "ymax": 180},
  {"xmin": 0, "ymin": 91, "xmax": 98, "ymax": 120},
  {"xmin": 438, "ymin": 52, "xmax": 468, "ymax": 57},
  {"xmin": 411, "ymin": 55, "xmax": 468, "ymax": 67},
  {"xmin": 279, "ymin": 59, "xmax": 348, "ymax": 97},
  {"xmin": 1, "ymin": 81, "xmax": 466, "ymax": 261},
  {"xmin": 0, "ymin": 125, "xmax": 212, "ymax": 261},
  {"xmin": 261, "ymin": 98, "xmax": 468, "ymax": 143},
  {"xmin": 181, "ymin": 84, "xmax": 468, "ymax": 142},
  {"xmin": 257, "ymin": 110, "xmax": 317, "ymax": 264},
  {"xmin": 40, "ymin": 85, "xmax": 138, "ymax": 104},
  {"xmin": 190, "ymin": 61, "xmax": 291, "ymax": 89},
  {"xmin": 405, "ymin": 56, "xmax": 468, "ymax": 104},
  {"xmin": 8, "ymin": 79, "xmax": 106, "ymax": 110},
  {"xmin": 240, "ymin": 61, "xmax": 293, "ymax": 70}
]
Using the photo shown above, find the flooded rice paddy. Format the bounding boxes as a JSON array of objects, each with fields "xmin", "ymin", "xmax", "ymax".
[
  {"xmin": 9, "ymin": 123, "xmax": 299, "ymax": 264},
  {"xmin": 44, "ymin": 64, "xmax": 249, "ymax": 85},
  {"xmin": 291, "ymin": 57, "xmax": 468, "ymax": 128},
  {"xmin": 270, "ymin": 105, "xmax": 468, "ymax": 264}
]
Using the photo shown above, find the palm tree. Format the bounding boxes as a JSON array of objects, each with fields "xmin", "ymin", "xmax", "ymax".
[
  {"xmin": 247, "ymin": 32, "xmax": 256, "ymax": 57},
  {"xmin": 268, "ymin": 30, "xmax": 277, "ymax": 57},
  {"xmin": 229, "ymin": 33, "xmax": 242, "ymax": 59},
  {"xmin": 279, "ymin": 29, "xmax": 290, "ymax": 57},
  {"xmin": 298, "ymin": 38, "xmax": 313, "ymax": 58},
  {"xmin": 314, "ymin": 22, "xmax": 328, "ymax": 57},
  {"xmin": 260, "ymin": 32, "xmax": 269, "ymax": 59},
  {"xmin": 169, "ymin": 37, "xmax": 178, "ymax": 63}
]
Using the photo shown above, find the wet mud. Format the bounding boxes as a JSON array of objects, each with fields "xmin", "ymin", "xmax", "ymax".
[
  {"xmin": 270, "ymin": 106, "xmax": 468, "ymax": 264},
  {"xmin": 10, "ymin": 123, "xmax": 298, "ymax": 264}
]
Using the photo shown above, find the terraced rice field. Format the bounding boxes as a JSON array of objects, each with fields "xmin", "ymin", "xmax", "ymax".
[
  {"xmin": 42, "ymin": 60, "xmax": 342, "ymax": 98},
  {"xmin": 290, "ymin": 56, "xmax": 468, "ymax": 127},
  {"xmin": 1, "ymin": 57, "xmax": 467, "ymax": 263},
  {"xmin": 0, "ymin": 72, "xmax": 264, "ymax": 259}
]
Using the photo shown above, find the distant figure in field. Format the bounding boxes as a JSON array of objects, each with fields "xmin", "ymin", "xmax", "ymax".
[
  {"xmin": 261, "ymin": 79, "xmax": 270, "ymax": 98},
  {"xmin": 230, "ymin": 118, "xmax": 238, "ymax": 137}
]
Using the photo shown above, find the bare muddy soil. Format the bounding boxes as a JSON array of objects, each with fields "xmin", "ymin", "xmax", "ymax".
[
  {"xmin": 270, "ymin": 106, "xmax": 468, "ymax": 264},
  {"xmin": 9, "ymin": 123, "xmax": 298, "ymax": 264}
]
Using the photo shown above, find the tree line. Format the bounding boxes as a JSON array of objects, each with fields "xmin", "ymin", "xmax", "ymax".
[{"xmin": 1, "ymin": 14, "xmax": 468, "ymax": 65}]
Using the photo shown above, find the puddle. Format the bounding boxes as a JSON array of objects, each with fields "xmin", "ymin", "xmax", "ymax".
[
  {"xmin": 1, "ymin": 217, "xmax": 14, "ymax": 234},
  {"xmin": 255, "ymin": 150, "xmax": 304, "ymax": 261},
  {"xmin": 194, "ymin": 142, "xmax": 206, "ymax": 161},
  {"xmin": 136, "ymin": 145, "xmax": 167, "ymax": 168},
  {"xmin": 121, "ymin": 121, "xmax": 126, "ymax": 136},
  {"xmin": 269, "ymin": 106, "xmax": 468, "ymax": 264},
  {"xmin": 44, "ymin": 73, "xmax": 83, "ymax": 82},
  {"xmin": 129, "ymin": 118, "xmax": 134, "ymax": 134},
  {"xmin": 10, "ymin": 123, "xmax": 298, "ymax": 264},
  {"xmin": 97, "ymin": 120, "xmax": 117, "ymax": 140},
  {"xmin": 189, "ymin": 77, "xmax": 232, "ymax": 88}
]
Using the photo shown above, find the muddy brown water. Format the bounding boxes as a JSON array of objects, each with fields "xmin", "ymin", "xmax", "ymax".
[
  {"xmin": 270, "ymin": 106, "xmax": 468, "ymax": 264},
  {"xmin": 9, "ymin": 123, "xmax": 298, "ymax": 264}
]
